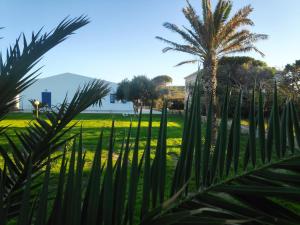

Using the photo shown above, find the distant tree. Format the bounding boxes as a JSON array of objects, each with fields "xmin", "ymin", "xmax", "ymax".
[
  {"xmin": 217, "ymin": 56, "xmax": 275, "ymax": 92},
  {"xmin": 151, "ymin": 75, "xmax": 173, "ymax": 87},
  {"xmin": 116, "ymin": 75, "xmax": 175, "ymax": 112},
  {"xmin": 151, "ymin": 75, "xmax": 173, "ymax": 108},
  {"xmin": 278, "ymin": 60, "xmax": 300, "ymax": 99},
  {"xmin": 157, "ymin": 0, "xmax": 267, "ymax": 141},
  {"xmin": 116, "ymin": 79, "xmax": 130, "ymax": 101},
  {"xmin": 116, "ymin": 76, "xmax": 158, "ymax": 113},
  {"xmin": 216, "ymin": 56, "xmax": 276, "ymax": 118},
  {"xmin": 219, "ymin": 56, "xmax": 267, "ymax": 68},
  {"xmin": 130, "ymin": 76, "xmax": 158, "ymax": 104},
  {"xmin": 284, "ymin": 60, "xmax": 300, "ymax": 73}
]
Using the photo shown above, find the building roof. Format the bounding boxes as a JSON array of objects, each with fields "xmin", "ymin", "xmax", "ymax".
[
  {"xmin": 184, "ymin": 70, "xmax": 203, "ymax": 80},
  {"xmin": 184, "ymin": 72, "xmax": 197, "ymax": 80}
]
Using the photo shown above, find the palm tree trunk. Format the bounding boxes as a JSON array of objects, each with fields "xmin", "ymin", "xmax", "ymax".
[{"xmin": 203, "ymin": 55, "xmax": 218, "ymax": 144}]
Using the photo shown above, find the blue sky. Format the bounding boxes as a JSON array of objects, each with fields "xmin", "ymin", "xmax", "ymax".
[{"xmin": 1, "ymin": 0, "xmax": 300, "ymax": 85}]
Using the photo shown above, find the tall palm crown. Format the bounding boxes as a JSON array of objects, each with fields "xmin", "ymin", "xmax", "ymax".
[
  {"xmin": 157, "ymin": 0, "xmax": 267, "ymax": 140},
  {"xmin": 157, "ymin": 0, "xmax": 267, "ymax": 65}
]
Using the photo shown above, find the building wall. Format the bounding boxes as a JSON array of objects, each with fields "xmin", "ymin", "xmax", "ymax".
[
  {"xmin": 184, "ymin": 73, "xmax": 197, "ymax": 102},
  {"xmin": 20, "ymin": 73, "xmax": 134, "ymax": 113}
]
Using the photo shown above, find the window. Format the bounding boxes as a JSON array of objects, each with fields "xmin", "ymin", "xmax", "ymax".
[{"xmin": 110, "ymin": 94, "xmax": 116, "ymax": 103}]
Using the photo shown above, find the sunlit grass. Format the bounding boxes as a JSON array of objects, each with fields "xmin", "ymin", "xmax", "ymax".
[
  {"xmin": 0, "ymin": 112, "xmax": 185, "ymax": 224},
  {"xmin": 0, "ymin": 112, "xmax": 184, "ymax": 169},
  {"xmin": 1, "ymin": 112, "xmax": 257, "ymax": 224}
]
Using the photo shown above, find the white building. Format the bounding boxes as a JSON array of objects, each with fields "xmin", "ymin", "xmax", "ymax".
[
  {"xmin": 184, "ymin": 71, "xmax": 199, "ymax": 102},
  {"xmin": 19, "ymin": 73, "xmax": 134, "ymax": 113}
]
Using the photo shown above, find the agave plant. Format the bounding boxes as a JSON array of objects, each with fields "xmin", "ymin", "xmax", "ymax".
[{"xmin": 153, "ymin": 78, "xmax": 300, "ymax": 224}]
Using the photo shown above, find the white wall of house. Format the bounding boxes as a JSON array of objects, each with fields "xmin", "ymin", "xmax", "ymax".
[
  {"xmin": 184, "ymin": 72, "xmax": 197, "ymax": 102},
  {"xmin": 19, "ymin": 73, "xmax": 134, "ymax": 113}
]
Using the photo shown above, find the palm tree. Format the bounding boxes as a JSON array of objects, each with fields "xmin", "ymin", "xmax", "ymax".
[{"xmin": 156, "ymin": 0, "xmax": 267, "ymax": 140}]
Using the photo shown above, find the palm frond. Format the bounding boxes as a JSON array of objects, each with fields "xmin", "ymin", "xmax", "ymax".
[
  {"xmin": 0, "ymin": 79, "xmax": 109, "ymax": 218},
  {"xmin": 213, "ymin": 0, "xmax": 232, "ymax": 35},
  {"xmin": 0, "ymin": 16, "xmax": 89, "ymax": 120},
  {"xmin": 162, "ymin": 23, "xmax": 202, "ymax": 51},
  {"xmin": 156, "ymin": 36, "xmax": 202, "ymax": 57},
  {"xmin": 182, "ymin": 2, "xmax": 207, "ymax": 49},
  {"xmin": 159, "ymin": 0, "xmax": 267, "ymax": 71},
  {"xmin": 174, "ymin": 59, "xmax": 198, "ymax": 67},
  {"xmin": 216, "ymin": 5, "xmax": 254, "ymax": 42},
  {"xmin": 157, "ymin": 81, "xmax": 300, "ymax": 224}
]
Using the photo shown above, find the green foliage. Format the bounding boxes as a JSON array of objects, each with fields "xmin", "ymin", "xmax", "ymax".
[
  {"xmin": 116, "ymin": 76, "xmax": 157, "ymax": 109},
  {"xmin": 151, "ymin": 75, "xmax": 173, "ymax": 86},
  {"xmin": 116, "ymin": 75, "xmax": 173, "ymax": 111},
  {"xmin": 116, "ymin": 79, "xmax": 131, "ymax": 102},
  {"xmin": 279, "ymin": 59, "xmax": 300, "ymax": 100},
  {"xmin": 216, "ymin": 56, "xmax": 276, "ymax": 118},
  {"xmin": 219, "ymin": 56, "xmax": 268, "ymax": 67},
  {"xmin": 218, "ymin": 56, "xmax": 276, "ymax": 89}
]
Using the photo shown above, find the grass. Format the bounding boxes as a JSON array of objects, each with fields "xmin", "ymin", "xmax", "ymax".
[
  {"xmin": 1, "ymin": 112, "xmax": 253, "ymax": 224},
  {"xmin": 0, "ymin": 112, "xmax": 186, "ymax": 179},
  {"xmin": 1, "ymin": 112, "xmax": 185, "ymax": 224},
  {"xmin": 1, "ymin": 112, "xmax": 252, "ymax": 176},
  {"xmin": 1, "ymin": 112, "xmax": 184, "ymax": 151}
]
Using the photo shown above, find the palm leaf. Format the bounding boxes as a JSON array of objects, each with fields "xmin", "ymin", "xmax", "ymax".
[
  {"xmin": 157, "ymin": 82, "xmax": 300, "ymax": 224},
  {"xmin": 0, "ymin": 16, "xmax": 89, "ymax": 120},
  {"xmin": 0, "ymin": 79, "xmax": 109, "ymax": 218}
]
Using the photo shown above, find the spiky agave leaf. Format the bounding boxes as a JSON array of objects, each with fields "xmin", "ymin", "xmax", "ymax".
[
  {"xmin": 155, "ymin": 83, "xmax": 300, "ymax": 224},
  {"xmin": 171, "ymin": 75, "xmax": 201, "ymax": 194},
  {"xmin": 126, "ymin": 108, "xmax": 143, "ymax": 225},
  {"xmin": 151, "ymin": 102, "xmax": 168, "ymax": 207},
  {"xmin": 46, "ymin": 147, "xmax": 67, "ymax": 225},
  {"xmin": 103, "ymin": 121, "xmax": 115, "ymax": 225},
  {"xmin": 34, "ymin": 157, "xmax": 51, "ymax": 225},
  {"xmin": 141, "ymin": 105, "xmax": 153, "ymax": 218},
  {"xmin": 80, "ymin": 131, "xmax": 103, "ymax": 225}
]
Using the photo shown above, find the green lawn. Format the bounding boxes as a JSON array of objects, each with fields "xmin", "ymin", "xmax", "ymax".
[
  {"xmin": 1, "ymin": 112, "xmax": 185, "ymax": 224},
  {"xmin": 0, "ymin": 112, "xmax": 253, "ymax": 178},
  {"xmin": 0, "ymin": 112, "xmax": 186, "ymax": 174},
  {"xmin": 0, "ymin": 112, "xmax": 252, "ymax": 170},
  {"xmin": 1, "ymin": 112, "xmax": 256, "ymax": 224},
  {"xmin": 1, "ymin": 112, "xmax": 184, "ymax": 150}
]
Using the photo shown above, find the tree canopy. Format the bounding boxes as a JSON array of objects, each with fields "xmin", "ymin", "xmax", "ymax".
[
  {"xmin": 219, "ymin": 56, "xmax": 267, "ymax": 67},
  {"xmin": 116, "ymin": 75, "xmax": 174, "ymax": 112},
  {"xmin": 151, "ymin": 75, "xmax": 173, "ymax": 86},
  {"xmin": 278, "ymin": 59, "xmax": 300, "ymax": 99},
  {"xmin": 217, "ymin": 56, "xmax": 276, "ymax": 91}
]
